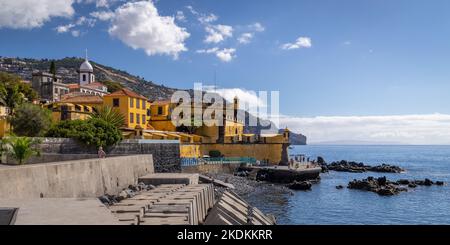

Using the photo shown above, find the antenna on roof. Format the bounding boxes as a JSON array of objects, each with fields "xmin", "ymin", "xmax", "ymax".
[{"xmin": 85, "ymin": 49, "xmax": 88, "ymax": 61}]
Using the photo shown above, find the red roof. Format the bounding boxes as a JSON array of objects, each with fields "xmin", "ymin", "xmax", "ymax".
[
  {"xmin": 104, "ymin": 88, "xmax": 147, "ymax": 100},
  {"xmin": 83, "ymin": 82, "xmax": 106, "ymax": 89},
  {"xmin": 67, "ymin": 84, "xmax": 80, "ymax": 89},
  {"xmin": 60, "ymin": 95, "xmax": 104, "ymax": 104}
]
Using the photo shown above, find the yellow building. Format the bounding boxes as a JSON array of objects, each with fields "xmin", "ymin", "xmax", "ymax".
[
  {"xmin": 45, "ymin": 103, "xmax": 94, "ymax": 122},
  {"xmin": 148, "ymin": 100, "xmax": 177, "ymax": 131},
  {"xmin": 103, "ymin": 88, "xmax": 150, "ymax": 129},
  {"xmin": 146, "ymin": 97, "xmax": 290, "ymax": 165},
  {"xmin": 0, "ymin": 105, "xmax": 11, "ymax": 138}
]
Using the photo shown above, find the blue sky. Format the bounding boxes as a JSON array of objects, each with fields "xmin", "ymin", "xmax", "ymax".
[{"xmin": 1, "ymin": 0, "xmax": 450, "ymax": 143}]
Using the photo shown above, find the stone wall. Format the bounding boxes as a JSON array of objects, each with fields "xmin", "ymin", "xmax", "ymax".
[
  {"xmin": 0, "ymin": 155, "xmax": 154, "ymax": 199},
  {"xmin": 10, "ymin": 138, "xmax": 181, "ymax": 173}
]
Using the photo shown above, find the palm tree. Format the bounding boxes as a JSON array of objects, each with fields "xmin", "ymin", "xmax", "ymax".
[
  {"xmin": 91, "ymin": 106, "xmax": 125, "ymax": 128},
  {"xmin": 4, "ymin": 136, "xmax": 41, "ymax": 165}
]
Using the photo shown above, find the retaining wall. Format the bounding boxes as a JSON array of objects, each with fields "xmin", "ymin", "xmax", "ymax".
[
  {"xmin": 5, "ymin": 138, "xmax": 181, "ymax": 173},
  {"xmin": 0, "ymin": 155, "xmax": 154, "ymax": 199}
]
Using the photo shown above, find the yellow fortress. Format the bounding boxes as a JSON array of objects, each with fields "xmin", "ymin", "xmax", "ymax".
[{"xmin": 46, "ymin": 87, "xmax": 291, "ymax": 165}]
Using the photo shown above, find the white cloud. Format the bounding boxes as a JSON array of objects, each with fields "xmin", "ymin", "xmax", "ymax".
[
  {"xmin": 215, "ymin": 48, "xmax": 236, "ymax": 62},
  {"xmin": 0, "ymin": 0, "xmax": 74, "ymax": 29},
  {"xmin": 76, "ymin": 0, "xmax": 119, "ymax": 8},
  {"xmin": 185, "ymin": 5, "xmax": 217, "ymax": 24},
  {"xmin": 281, "ymin": 36, "xmax": 312, "ymax": 50},
  {"xmin": 197, "ymin": 47, "xmax": 236, "ymax": 62},
  {"xmin": 204, "ymin": 24, "xmax": 233, "ymax": 44},
  {"xmin": 204, "ymin": 87, "xmax": 266, "ymax": 109},
  {"xmin": 198, "ymin": 14, "xmax": 218, "ymax": 24},
  {"xmin": 278, "ymin": 114, "xmax": 450, "ymax": 145},
  {"xmin": 238, "ymin": 33, "xmax": 253, "ymax": 44},
  {"xmin": 71, "ymin": 30, "xmax": 81, "ymax": 37},
  {"xmin": 186, "ymin": 5, "xmax": 198, "ymax": 15},
  {"xmin": 196, "ymin": 47, "xmax": 219, "ymax": 54},
  {"xmin": 176, "ymin": 11, "xmax": 186, "ymax": 22},
  {"xmin": 108, "ymin": 1, "xmax": 190, "ymax": 59},
  {"xmin": 55, "ymin": 16, "xmax": 95, "ymax": 35},
  {"xmin": 90, "ymin": 11, "xmax": 115, "ymax": 21},
  {"xmin": 249, "ymin": 22, "xmax": 265, "ymax": 32},
  {"xmin": 56, "ymin": 23, "xmax": 75, "ymax": 33},
  {"xmin": 75, "ymin": 16, "xmax": 96, "ymax": 27}
]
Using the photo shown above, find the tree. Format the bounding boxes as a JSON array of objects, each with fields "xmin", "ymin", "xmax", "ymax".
[
  {"xmin": 49, "ymin": 60, "xmax": 57, "ymax": 82},
  {"xmin": 91, "ymin": 106, "xmax": 125, "ymax": 128},
  {"xmin": 10, "ymin": 103, "xmax": 52, "ymax": 137},
  {"xmin": 49, "ymin": 60, "xmax": 56, "ymax": 76},
  {"xmin": 4, "ymin": 136, "xmax": 41, "ymax": 165},
  {"xmin": 101, "ymin": 80, "xmax": 124, "ymax": 93},
  {"xmin": 0, "ymin": 72, "xmax": 38, "ymax": 109},
  {"xmin": 46, "ymin": 118, "xmax": 123, "ymax": 147}
]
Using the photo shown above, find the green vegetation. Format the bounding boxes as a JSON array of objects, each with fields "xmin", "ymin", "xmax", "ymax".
[
  {"xmin": 209, "ymin": 150, "xmax": 222, "ymax": 158},
  {"xmin": 101, "ymin": 80, "xmax": 124, "ymax": 93},
  {"xmin": 46, "ymin": 118, "xmax": 123, "ymax": 147},
  {"xmin": 3, "ymin": 136, "xmax": 41, "ymax": 165},
  {"xmin": 0, "ymin": 72, "xmax": 37, "ymax": 109},
  {"xmin": 91, "ymin": 106, "xmax": 125, "ymax": 128},
  {"xmin": 10, "ymin": 103, "xmax": 52, "ymax": 137},
  {"xmin": 49, "ymin": 60, "xmax": 56, "ymax": 76}
]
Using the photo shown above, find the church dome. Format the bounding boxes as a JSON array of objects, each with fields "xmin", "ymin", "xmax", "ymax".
[{"xmin": 80, "ymin": 59, "xmax": 93, "ymax": 72}]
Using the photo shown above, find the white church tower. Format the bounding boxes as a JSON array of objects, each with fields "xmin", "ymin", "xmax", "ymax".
[{"xmin": 78, "ymin": 50, "xmax": 95, "ymax": 85}]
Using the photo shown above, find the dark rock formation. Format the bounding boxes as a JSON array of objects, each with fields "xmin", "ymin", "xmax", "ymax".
[
  {"xmin": 287, "ymin": 181, "xmax": 312, "ymax": 191},
  {"xmin": 348, "ymin": 177, "xmax": 407, "ymax": 196},
  {"xmin": 348, "ymin": 177, "xmax": 445, "ymax": 196},
  {"xmin": 98, "ymin": 182, "xmax": 155, "ymax": 206},
  {"xmin": 336, "ymin": 185, "xmax": 344, "ymax": 190},
  {"xmin": 317, "ymin": 157, "xmax": 405, "ymax": 173}
]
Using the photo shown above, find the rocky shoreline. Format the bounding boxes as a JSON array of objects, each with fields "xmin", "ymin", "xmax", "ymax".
[
  {"xmin": 317, "ymin": 157, "xmax": 405, "ymax": 173},
  {"xmin": 205, "ymin": 173, "xmax": 293, "ymax": 197}
]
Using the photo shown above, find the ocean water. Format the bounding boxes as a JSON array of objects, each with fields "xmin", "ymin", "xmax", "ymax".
[{"xmin": 244, "ymin": 145, "xmax": 450, "ymax": 225}]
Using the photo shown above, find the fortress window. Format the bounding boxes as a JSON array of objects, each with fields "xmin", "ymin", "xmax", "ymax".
[{"xmin": 113, "ymin": 98, "xmax": 119, "ymax": 107}]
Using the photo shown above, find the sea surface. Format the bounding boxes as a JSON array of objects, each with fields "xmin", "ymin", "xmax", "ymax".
[{"xmin": 243, "ymin": 145, "xmax": 450, "ymax": 225}]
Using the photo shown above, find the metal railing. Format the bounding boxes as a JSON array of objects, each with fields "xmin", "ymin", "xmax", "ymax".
[{"xmin": 181, "ymin": 157, "xmax": 257, "ymax": 167}]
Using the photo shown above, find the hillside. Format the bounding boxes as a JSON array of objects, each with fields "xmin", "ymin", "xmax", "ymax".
[{"xmin": 0, "ymin": 56, "xmax": 178, "ymax": 100}]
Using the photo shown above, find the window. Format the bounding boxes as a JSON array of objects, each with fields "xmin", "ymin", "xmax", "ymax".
[
  {"xmin": 142, "ymin": 115, "xmax": 146, "ymax": 124},
  {"xmin": 158, "ymin": 106, "xmax": 163, "ymax": 115},
  {"xmin": 142, "ymin": 100, "xmax": 146, "ymax": 109},
  {"xmin": 54, "ymin": 88, "xmax": 58, "ymax": 94},
  {"xmin": 130, "ymin": 113, "xmax": 134, "ymax": 123},
  {"xmin": 147, "ymin": 109, "xmax": 151, "ymax": 116},
  {"xmin": 82, "ymin": 74, "xmax": 86, "ymax": 81},
  {"xmin": 113, "ymin": 98, "xmax": 120, "ymax": 107},
  {"xmin": 75, "ymin": 105, "xmax": 81, "ymax": 112},
  {"xmin": 136, "ymin": 113, "xmax": 140, "ymax": 124},
  {"xmin": 136, "ymin": 99, "xmax": 140, "ymax": 109},
  {"xmin": 130, "ymin": 98, "xmax": 134, "ymax": 108}
]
